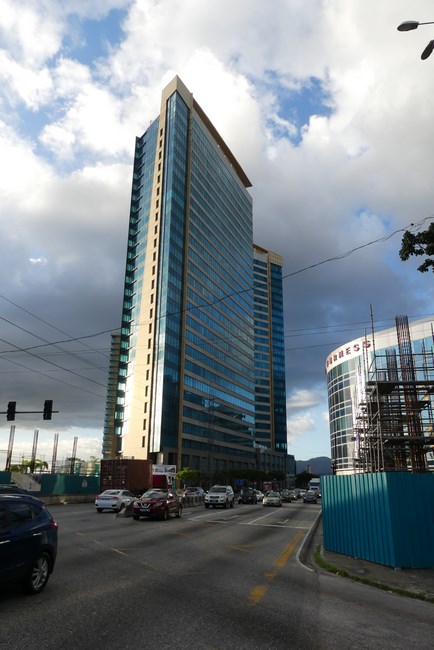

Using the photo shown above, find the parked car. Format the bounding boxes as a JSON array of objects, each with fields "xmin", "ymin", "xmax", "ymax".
[
  {"xmin": 263, "ymin": 491, "xmax": 282, "ymax": 507},
  {"xmin": 0, "ymin": 484, "xmax": 29, "ymax": 495},
  {"xmin": 132, "ymin": 489, "xmax": 182, "ymax": 520},
  {"xmin": 0, "ymin": 494, "xmax": 58, "ymax": 594},
  {"xmin": 288, "ymin": 490, "xmax": 298, "ymax": 501},
  {"xmin": 303, "ymin": 490, "xmax": 318, "ymax": 504},
  {"xmin": 239, "ymin": 488, "xmax": 257, "ymax": 504},
  {"xmin": 184, "ymin": 487, "xmax": 206, "ymax": 498},
  {"xmin": 255, "ymin": 490, "xmax": 264, "ymax": 502},
  {"xmin": 204, "ymin": 485, "xmax": 235, "ymax": 508},
  {"xmin": 95, "ymin": 489, "xmax": 136, "ymax": 513}
]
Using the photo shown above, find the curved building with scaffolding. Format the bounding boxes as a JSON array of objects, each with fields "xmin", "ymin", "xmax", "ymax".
[{"xmin": 325, "ymin": 315, "xmax": 434, "ymax": 475}]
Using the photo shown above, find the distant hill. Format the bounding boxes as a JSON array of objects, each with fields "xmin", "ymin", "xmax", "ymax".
[{"xmin": 296, "ymin": 456, "xmax": 332, "ymax": 476}]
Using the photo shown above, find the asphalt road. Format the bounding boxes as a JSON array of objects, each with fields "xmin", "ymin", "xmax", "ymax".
[{"xmin": 1, "ymin": 500, "xmax": 433, "ymax": 649}]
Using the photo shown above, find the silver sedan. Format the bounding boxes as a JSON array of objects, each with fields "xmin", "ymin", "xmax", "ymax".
[
  {"xmin": 262, "ymin": 491, "xmax": 282, "ymax": 507},
  {"xmin": 95, "ymin": 489, "xmax": 136, "ymax": 513}
]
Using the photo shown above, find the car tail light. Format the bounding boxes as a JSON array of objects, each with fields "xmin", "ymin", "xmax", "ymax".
[
  {"xmin": 51, "ymin": 520, "xmax": 58, "ymax": 529},
  {"xmin": 112, "ymin": 496, "xmax": 118, "ymax": 500}
]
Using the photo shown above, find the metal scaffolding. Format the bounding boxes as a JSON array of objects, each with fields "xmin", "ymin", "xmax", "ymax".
[{"xmin": 353, "ymin": 315, "xmax": 434, "ymax": 473}]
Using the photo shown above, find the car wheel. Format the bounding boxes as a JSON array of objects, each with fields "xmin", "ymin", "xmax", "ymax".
[
  {"xmin": 22, "ymin": 552, "xmax": 51, "ymax": 595},
  {"xmin": 230, "ymin": 500, "xmax": 234, "ymax": 508},
  {"xmin": 96, "ymin": 508, "xmax": 103, "ymax": 513},
  {"xmin": 132, "ymin": 515, "xmax": 140, "ymax": 520},
  {"xmin": 161, "ymin": 508, "xmax": 169, "ymax": 521},
  {"xmin": 223, "ymin": 500, "xmax": 228, "ymax": 509},
  {"xmin": 118, "ymin": 502, "xmax": 125, "ymax": 512},
  {"xmin": 205, "ymin": 504, "xmax": 209, "ymax": 508},
  {"xmin": 176, "ymin": 506, "xmax": 182, "ymax": 518}
]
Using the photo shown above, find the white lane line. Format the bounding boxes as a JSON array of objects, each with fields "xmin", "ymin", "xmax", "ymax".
[{"xmin": 247, "ymin": 510, "xmax": 286, "ymax": 525}]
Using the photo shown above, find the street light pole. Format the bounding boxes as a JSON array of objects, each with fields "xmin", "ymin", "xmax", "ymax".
[{"xmin": 397, "ymin": 20, "xmax": 434, "ymax": 59}]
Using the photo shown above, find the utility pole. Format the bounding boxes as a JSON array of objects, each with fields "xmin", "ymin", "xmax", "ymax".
[{"xmin": 5, "ymin": 425, "xmax": 15, "ymax": 471}]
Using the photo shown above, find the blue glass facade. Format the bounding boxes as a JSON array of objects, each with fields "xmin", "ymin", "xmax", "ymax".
[
  {"xmin": 270, "ymin": 261, "xmax": 287, "ymax": 451},
  {"xmin": 253, "ymin": 248, "xmax": 287, "ymax": 459},
  {"xmin": 181, "ymin": 103, "xmax": 256, "ymax": 469},
  {"xmin": 151, "ymin": 91, "xmax": 189, "ymax": 452},
  {"xmin": 105, "ymin": 77, "xmax": 288, "ymax": 476},
  {"xmin": 327, "ymin": 359, "xmax": 355, "ymax": 473}
]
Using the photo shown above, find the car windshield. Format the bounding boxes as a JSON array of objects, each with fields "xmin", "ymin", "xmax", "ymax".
[
  {"xmin": 210, "ymin": 487, "xmax": 226, "ymax": 493},
  {"xmin": 267, "ymin": 492, "xmax": 279, "ymax": 497},
  {"xmin": 141, "ymin": 490, "xmax": 167, "ymax": 499},
  {"xmin": 103, "ymin": 490, "xmax": 121, "ymax": 496}
]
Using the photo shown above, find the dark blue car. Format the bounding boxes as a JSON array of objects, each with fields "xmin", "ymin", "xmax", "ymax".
[{"xmin": 0, "ymin": 494, "xmax": 58, "ymax": 594}]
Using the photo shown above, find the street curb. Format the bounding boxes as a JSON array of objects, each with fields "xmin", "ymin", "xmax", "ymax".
[{"xmin": 297, "ymin": 510, "xmax": 322, "ymax": 569}]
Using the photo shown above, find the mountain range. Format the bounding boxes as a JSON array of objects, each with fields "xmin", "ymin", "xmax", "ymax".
[{"xmin": 296, "ymin": 457, "xmax": 332, "ymax": 476}]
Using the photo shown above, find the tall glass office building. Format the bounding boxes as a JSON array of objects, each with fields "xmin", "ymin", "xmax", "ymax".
[
  {"xmin": 253, "ymin": 246, "xmax": 287, "ymax": 472},
  {"xmin": 326, "ymin": 316, "xmax": 434, "ymax": 474},
  {"xmin": 104, "ymin": 77, "xmax": 288, "ymax": 475}
]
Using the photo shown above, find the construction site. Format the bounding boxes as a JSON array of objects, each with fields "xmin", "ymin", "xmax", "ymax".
[{"xmin": 353, "ymin": 315, "xmax": 434, "ymax": 473}]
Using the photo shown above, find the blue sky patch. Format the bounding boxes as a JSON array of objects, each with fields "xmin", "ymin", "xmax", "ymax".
[
  {"xmin": 65, "ymin": 8, "xmax": 126, "ymax": 66},
  {"xmin": 262, "ymin": 73, "xmax": 334, "ymax": 145}
]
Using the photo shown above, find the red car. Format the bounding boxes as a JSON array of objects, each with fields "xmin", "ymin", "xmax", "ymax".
[{"xmin": 132, "ymin": 489, "xmax": 182, "ymax": 520}]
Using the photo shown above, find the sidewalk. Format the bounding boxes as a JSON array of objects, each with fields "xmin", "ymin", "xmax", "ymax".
[{"xmin": 304, "ymin": 514, "xmax": 434, "ymax": 603}]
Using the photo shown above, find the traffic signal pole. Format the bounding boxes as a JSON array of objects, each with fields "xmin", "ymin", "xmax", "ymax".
[{"xmin": 1, "ymin": 400, "xmax": 58, "ymax": 421}]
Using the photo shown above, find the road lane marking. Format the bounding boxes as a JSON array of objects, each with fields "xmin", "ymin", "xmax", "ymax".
[
  {"xmin": 242, "ymin": 522, "xmax": 310, "ymax": 529},
  {"xmin": 111, "ymin": 547, "xmax": 128, "ymax": 556},
  {"xmin": 249, "ymin": 585, "xmax": 269, "ymax": 605},
  {"xmin": 192, "ymin": 513, "xmax": 241, "ymax": 521},
  {"xmin": 230, "ymin": 545, "xmax": 253, "ymax": 553},
  {"xmin": 247, "ymin": 510, "xmax": 284, "ymax": 524},
  {"xmin": 274, "ymin": 531, "xmax": 305, "ymax": 569},
  {"xmin": 249, "ymin": 531, "xmax": 305, "ymax": 606}
]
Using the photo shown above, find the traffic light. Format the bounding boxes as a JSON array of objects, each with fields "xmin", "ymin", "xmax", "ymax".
[
  {"xmin": 43, "ymin": 400, "xmax": 53, "ymax": 420},
  {"xmin": 6, "ymin": 401, "xmax": 16, "ymax": 421}
]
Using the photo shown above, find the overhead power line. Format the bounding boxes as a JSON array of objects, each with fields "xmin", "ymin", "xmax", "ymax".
[{"xmin": 0, "ymin": 215, "xmax": 432, "ymax": 388}]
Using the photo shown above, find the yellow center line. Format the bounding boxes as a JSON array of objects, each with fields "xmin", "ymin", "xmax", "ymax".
[
  {"xmin": 249, "ymin": 531, "xmax": 305, "ymax": 606},
  {"xmin": 273, "ymin": 530, "xmax": 304, "ymax": 569},
  {"xmin": 249, "ymin": 585, "xmax": 269, "ymax": 606}
]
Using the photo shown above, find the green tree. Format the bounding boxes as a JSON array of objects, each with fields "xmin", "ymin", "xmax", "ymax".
[
  {"xmin": 10, "ymin": 459, "xmax": 48, "ymax": 473},
  {"xmin": 295, "ymin": 470, "xmax": 316, "ymax": 490},
  {"xmin": 399, "ymin": 222, "xmax": 434, "ymax": 273},
  {"xmin": 176, "ymin": 467, "xmax": 200, "ymax": 485}
]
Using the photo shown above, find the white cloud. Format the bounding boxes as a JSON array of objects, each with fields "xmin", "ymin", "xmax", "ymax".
[
  {"xmin": 1, "ymin": 0, "xmax": 434, "ymax": 463},
  {"xmin": 0, "ymin": 0, "xmax": 64, "ymax": 66},
  {"xmin": 287, "ymin": 389, "xmax": 324, "ymax": 412},
  {"xmin": 29, "ymin": 257, "xmax": 48, "ymax": 265},
  {"xmin": 0, "ymin": 50, "xmax": 53, "ymax": 109}
]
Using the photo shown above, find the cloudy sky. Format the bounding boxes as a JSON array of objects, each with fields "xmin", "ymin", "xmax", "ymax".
[{"xmin": 1, "ymin": 0, "xmax": 434, "ymax": 467}]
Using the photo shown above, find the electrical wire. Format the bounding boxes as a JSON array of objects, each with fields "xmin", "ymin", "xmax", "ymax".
[{"xmin": 0, "ymin": 215, "xmax": 433, "ymax": 390}]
